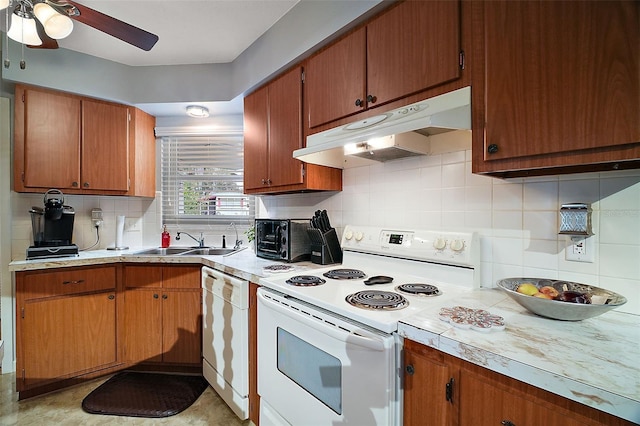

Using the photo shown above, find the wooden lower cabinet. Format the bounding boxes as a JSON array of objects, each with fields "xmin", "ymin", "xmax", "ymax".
[
  {"xmin": 16, "ymin": 265, "xmax": 118, "ymax": 393},
  {"xmin": 403, "ymin": 339, "xmax": 635, "ymax": 426},
  {"xmin": 123, "ymin": 264, "xmax": 202, "ymax": 365}
]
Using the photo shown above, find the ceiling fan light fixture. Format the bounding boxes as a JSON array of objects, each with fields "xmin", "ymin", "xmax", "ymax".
[
  {"xmin": 7, "ymin": 4, "xmax": 42, "ymax": 46},
  {"xmin": 34, "ymin": 2, "xmax": 73, "ymax": 39},
  {"xmin": 186, "ymin": 105, "xmax": 210, "ymax": 118}
]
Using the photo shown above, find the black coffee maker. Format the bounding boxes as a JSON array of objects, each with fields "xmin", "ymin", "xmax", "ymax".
[{"xmin": 27, "ymin": 189, "xmax": 78, "ymax": 259}]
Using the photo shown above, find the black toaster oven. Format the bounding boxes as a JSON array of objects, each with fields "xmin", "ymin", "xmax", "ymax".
[{"xmin": 255, "ymin": 219, "xmax": 311, "ymax": 262}]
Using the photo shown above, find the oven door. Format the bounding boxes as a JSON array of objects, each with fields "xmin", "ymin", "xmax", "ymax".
[{"xmin": 257, "ymin": 288, "xmax": 401, "ymax": 426}]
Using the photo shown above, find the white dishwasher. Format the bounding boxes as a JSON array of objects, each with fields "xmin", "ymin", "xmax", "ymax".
[{"xmin": 202, "ymin": 266, "xmax": 249, "ymax": 420}]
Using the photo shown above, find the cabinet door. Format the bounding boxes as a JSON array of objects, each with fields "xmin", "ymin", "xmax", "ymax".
[
  {"xmin": 459, "ymin": 372, "xmax": 584, "ymax": 426},
  {"xmin": 162, "ymin": 290, "xmax": 202, "ymax": 364},
  {"xmin": 404, "ymin": 341, "xmax": 458, "ymax": 426},
  {"xmin": 367, "ymin": 0, "xmax": 461, "ymax": 107},
  {"xmin": 267, "ymin": 66, "xmax": 304, "ymax": 187},
  {"xmin": 22, "ymin": 88, "xmax": 81, "ymax": 189},
  {"xmin": 481, "ymin": 0, "xmax": 639, "ymax": 162},
  {"xmin": 244, "ymin": 85, "xmax": 269, "ymax": 190},
  {"xmin": 123, "ymin": 289, "xmax": 163, "ymax": 363},
  {"xmin": 21, "ymin": 292, "xmax": 116, "ymax": 389},
  {"xmin": 306, "ymin": 27, "xmax": 367, "ymax": 128},
  {"xmin": 81, "ymin": 100, "xmax": 130, "ymax": 191}
]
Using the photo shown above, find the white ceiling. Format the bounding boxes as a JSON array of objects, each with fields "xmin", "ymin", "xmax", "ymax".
[
  {"xmin": 59, "ymin": 0, "xmax": 300, "ymax": 67},
  {"xmin": 2, "ymin": 0, "xmax": 301, "ymax": 117}
]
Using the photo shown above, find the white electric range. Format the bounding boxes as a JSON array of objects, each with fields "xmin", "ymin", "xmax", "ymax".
[{"xmin": 257, "ymin": 225, "xmax": 480, "ymax": 426}]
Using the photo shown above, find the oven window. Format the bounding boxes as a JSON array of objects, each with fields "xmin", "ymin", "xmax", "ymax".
[{"xmin": 277, "ymin": 327, "xmax": 342, "ymax": 415}]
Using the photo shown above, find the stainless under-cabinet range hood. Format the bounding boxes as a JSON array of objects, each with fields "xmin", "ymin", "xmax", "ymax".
[{"xmin": 294, "ymin": 86, "xmax": 471, "ymax": 169}]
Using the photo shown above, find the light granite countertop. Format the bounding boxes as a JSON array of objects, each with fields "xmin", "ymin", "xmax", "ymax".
[
  {"xmin": 9, "ymin": 250, "xmax": 639, "ymax": 423},
  {"xmin": 398, "ymin": 288, "xmax": 640, "ymax": 424},
  {"xmin": 8, "ymin": 247, "xmax": 320, "ymax": 283}
]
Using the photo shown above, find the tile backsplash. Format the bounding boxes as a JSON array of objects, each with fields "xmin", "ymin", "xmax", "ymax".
[
  {"xmin": 11, "ymin": 191, "xmax": 251, "ymax": 259},
  {"xmin": 257, "ymin": 149, "xmax": 640, "ymax": 316},
  {"xmin": 10, "ymin": 147, "xmax": 640, "ymax": 316}
]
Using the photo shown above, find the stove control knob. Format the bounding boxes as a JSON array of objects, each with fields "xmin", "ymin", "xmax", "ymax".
[
  {"xmin": 344, "ymin": 230, "xmax": 353, "ymax": 240},
  {"xmin": 450, "ymin": 239, "xmax": 465, "ymax": 252},
  {"xmin": 433, "ymin": 238, "xmax": 447, "ymax": 250},
  {"xmin": 355, "ymin": 231, "xmax": 364, "ymax": 241}
]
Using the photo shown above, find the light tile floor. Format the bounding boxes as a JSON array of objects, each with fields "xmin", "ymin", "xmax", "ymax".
[{"xmin": 0, "ymin": 372, "xmax": 251, "ymax": 425}]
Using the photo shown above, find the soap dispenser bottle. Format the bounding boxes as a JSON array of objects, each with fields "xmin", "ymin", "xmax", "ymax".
[{"xmin": 161, "ymin": 225, "xmax": 171, "ymax": 248}]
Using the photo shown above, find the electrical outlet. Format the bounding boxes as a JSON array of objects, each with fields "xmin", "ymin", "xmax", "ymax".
[
  {"xmin": 91, "ymin": 208, "xmax": 103, "ymax": 228},
  {"xmin": 565, "ymin": 236, "xmax": 594, "ymax": 263}
]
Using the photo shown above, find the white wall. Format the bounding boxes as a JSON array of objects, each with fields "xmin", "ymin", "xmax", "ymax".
[{"xmin": 257, "ymin": 135, "xmax": 640, "ymax": 316}]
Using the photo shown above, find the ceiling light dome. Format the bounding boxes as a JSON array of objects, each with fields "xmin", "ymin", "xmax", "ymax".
[
  {"xmin": 7, "ymin": 3, "xmax": 42, "ymax": 46},
  {"xmin": 186, "ymin": 105, "xmax": 209, "ymax": 118},
  {"xmin": 34, "ymin": 2, "xmax": 74, "ymax": 39}
]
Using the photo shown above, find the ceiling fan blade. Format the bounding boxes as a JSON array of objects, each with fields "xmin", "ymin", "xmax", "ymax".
[
  {"xmin": 65, "ymin": 0, "xmax": 159, "ymax": 51},
  {"xmin": 29, "ymin": 18, "xmax": 60, "ymax": 49}
]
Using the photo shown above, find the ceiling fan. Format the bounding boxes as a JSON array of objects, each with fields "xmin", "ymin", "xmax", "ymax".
[{"xmin": 1, "ymin": 0, "xmax": 159, "ymax": 51}]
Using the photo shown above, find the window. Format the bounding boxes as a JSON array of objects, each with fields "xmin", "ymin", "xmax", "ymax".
[{"xmin": 160, "ymin": 135, "xmax": 254, "ymax": 225}]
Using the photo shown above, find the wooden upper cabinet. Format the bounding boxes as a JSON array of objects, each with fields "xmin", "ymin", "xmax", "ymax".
[
  {"xmin": 473, "ymin": 0, "xmax": 640, "ymax": 176},
  {"xmin": 128, "ymin": 108, "xmax": 157, "ymax": 197},
  {"xmin": 81, "ymin": 100, "xmax": 130, "ymax": 191},
  {"xmin": 21, "ymin": 88, "xmax": 81, "ymax": 189},
  {"xmin": 306, "ymin": 0, "xmax": 461, "ymax": 128},
  {"xmin": 268, "ymin": 67, "xmax": 304, "ymax": 188},
  {"xmin": 244, "ymin": 85, "xmax": 270, "ymax": 191},
  {"xmin": 306, "ymin": 27, "xmax": 367, "ymax": 128},
  {"xmin": 243, "ymin": 66, "xmax": 340, "ymax": 194},
  {"xmin": 14, "ymin": 84, "xmax": 156, "ymax": 196},
  {"xmin": 366, "ymin": 0, "xmax": 461, "ymax": 107}
]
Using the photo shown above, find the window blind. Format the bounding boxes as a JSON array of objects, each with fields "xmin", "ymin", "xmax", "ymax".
[{"xmin": 161, "ymin": 135, "xmax": 254, "ymax": 225}]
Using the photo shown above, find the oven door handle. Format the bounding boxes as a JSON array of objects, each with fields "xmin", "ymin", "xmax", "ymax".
[{"xmin": 258, "ymin": 291, "xmax": 386, "ymax": 351}]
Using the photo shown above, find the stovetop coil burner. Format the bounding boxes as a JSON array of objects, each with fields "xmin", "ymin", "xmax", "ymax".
[
  {"xmin": 323, "ymin": 269, "xmax": 366, "ymax": 280},
  {"xmin": 345, "ymin": 290, "xmax": 408, "ymax": 311},
  {"xmin": 396, "ymin": 283, "xmax": 441, "ymax": 297},
  {"xmin": 285, "ymin": 275, "xmax": 326, "ymax": 287}
]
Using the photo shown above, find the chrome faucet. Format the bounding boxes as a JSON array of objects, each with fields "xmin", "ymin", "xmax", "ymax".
[
  {"xmin": 229, "ymin": 222, "xmax": 242, "ymax": 250},
  {"xmin": 175, "ymin": 232, "xmax": 206, "ymax": 248}
]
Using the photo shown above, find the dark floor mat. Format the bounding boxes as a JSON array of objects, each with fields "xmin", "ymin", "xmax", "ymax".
[{"xmin": 82, "ymin": 372, "xmax": 208, "ymax": 418}]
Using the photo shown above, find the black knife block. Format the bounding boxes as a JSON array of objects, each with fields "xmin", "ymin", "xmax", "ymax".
[{"xmin": 307, "ymin": 228, "xmax": 343, "ymax": 265}]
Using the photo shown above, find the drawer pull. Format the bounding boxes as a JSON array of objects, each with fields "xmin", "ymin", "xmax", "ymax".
[
  {"xmin": 62, "ymin": 279, "xmax": 85, "ymax": 285},
  {"xmin": 108, "ymin": 294, "xmax": 115, "ymax": 300}
]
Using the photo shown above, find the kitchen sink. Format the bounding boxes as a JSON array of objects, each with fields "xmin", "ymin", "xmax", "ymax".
[
  {"xmin": 132, "ymin": 247, "xmax": 195, "ymax": 256},
  {"xmin": 132, "ymin": 247, "xmax": 244, "ymax": 256},
  {"xmin": 182, "ymin": 248, "xmax": 242, "ymax": 256}
]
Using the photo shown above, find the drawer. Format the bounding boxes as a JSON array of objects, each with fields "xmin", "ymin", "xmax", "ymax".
[
  {"xmin": 21, "ymin": 266, "xmax": 116, "ymax": 300},
  {"xmin": 123, "ymin": 265, "xmax": 162, "ymax": 288}
]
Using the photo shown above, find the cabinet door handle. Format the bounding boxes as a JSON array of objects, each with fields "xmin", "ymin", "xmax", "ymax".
[
  {"xmin": 62, "ymin": 279, "xmax": 85, "ymax": 285},
  {"xmin": 72, "ymin": 181, "xmax": 79, "ymax": 187},
  {"xmin": 501, "ymin": 421, "xmax": 516, "ymax": 426},
  {"xmin": 366, "ymin": 94, "xmax": 376, "ymax": 104},
  {"xmin": 445, "ymin": 377, "xmax": 454, "ymax": 403},
  {"xmin": 153, "ymin": 293, "xmax": 159, "ymax": 299},
  {"xmin": 355, "ymin": 98, "xmax": 363, "ymax": 107},
  {"xmin": 83, "ymin": 182, "xmax": 90, "ymax": 188},
  {"xmin": 162, "ymin": 294, "xmax": 168, "ymax": 299},
  {"xmin": 405, "ymin": 364, "xmax": 415, "ymax": 375},
  {"xmin": 108, "ymin": 294, "xmax": 115, "ymax": 300},
  {"xmin": 487, "ymin": 144, "xmax": 499, "ymax": 154}
]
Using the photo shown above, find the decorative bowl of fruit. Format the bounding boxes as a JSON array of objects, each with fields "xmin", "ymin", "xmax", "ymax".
[{"xmin": 497, "ymin": 278, "xmax": 627, "ymax": 321}]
